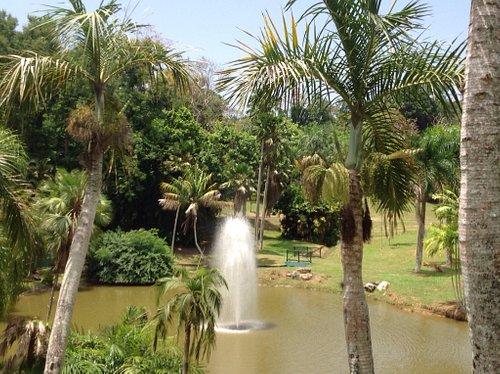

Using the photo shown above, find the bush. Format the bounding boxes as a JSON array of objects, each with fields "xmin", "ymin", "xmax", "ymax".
[
  {"xmin": 87, "ymin": 229, "xmax": 173, "ymax": 284},
  {"xmin": 63, "ymin": 307, "xmax": 200, "ymax": 374},
  {"xmin": 275, "ymin": 184, "xmax": 341, "ymax": 247}
]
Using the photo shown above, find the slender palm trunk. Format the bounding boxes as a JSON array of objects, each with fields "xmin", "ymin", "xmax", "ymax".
[
  {"xmin": 459, "ymin": 1, "xmax": 500, "ymax": 372},
  {"xmin": 259, "ymin": 165, "xmax": 270, "ymax": 251},
  {"xmin": 46, "ymin": 272, "xmax": 59, "ymax": 322},
  {"xmin": 254, "ymin": 140, "xmax": 265, "ymax": 248},
  {"xmin": 415, "ymin": 182, "xmax": 426, "ymax": 273},
  {"xmin": 171, "ymin": 206, "xmax": 180, "ymax": 254},
  {"xmin": 342, "ymin": 170, "xmax": 374, "ymax": 374},
  {"xmin": 193, "ymin": 216, "xmax": 204, "ymax": 269},
  {"xmin": 44, "ymin": 146, "xmax": 103, "ymax": 374},
  {"xmin": 183, "ymin": 323, "xmax": 191, "ymax": 374}
]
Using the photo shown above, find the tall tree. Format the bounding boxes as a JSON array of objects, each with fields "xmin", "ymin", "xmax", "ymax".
[
  {"xmin": 0, "ymin": 2, "xmax": 190, "ymax": 372},
  {"xmin": 153, "ymin": 268, "xmax": 226, "ymax": 374},
  {"xmin": 219, "ymin": 1, "xmax": 464, "ymax": 372},
  {"xmin": 459, "ymin": 0, "xmax": 500, "ymax": 372}
]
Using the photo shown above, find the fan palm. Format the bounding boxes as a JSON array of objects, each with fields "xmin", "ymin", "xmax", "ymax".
[
  {"xmin": 153, "ymin": 268, "xmax": 226, "ymax": 374},
  {"xmin": 0, "ymin": 1, "xmax": 190, "ymax": 371},
  {"xmin": 159, "ymin": 166, "xmax": 223, "ymax": 263},
  {"xmin": 35, "ymin": 168, "xmax": 112, "ymax": 321},
  {"xmin": 219, "ymin": 1, "xmax": 464, "ymax": 371}
]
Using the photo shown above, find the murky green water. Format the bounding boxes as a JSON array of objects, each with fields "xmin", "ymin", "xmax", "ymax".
[{"xmin": 6, "ymin": 285, "xmax": 471, "ymax": 373}]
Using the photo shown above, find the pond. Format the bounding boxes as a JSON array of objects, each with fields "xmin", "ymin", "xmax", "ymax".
[{"xmin": 8, "ymin": 285, "xmax": 471, "ymax": 373}]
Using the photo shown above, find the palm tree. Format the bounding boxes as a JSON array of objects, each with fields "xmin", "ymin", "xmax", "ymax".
[
  {"xmin": 218, "ymin": 1, "xmax": 463, "ymax": 371},
  {"xmin": 153, "ymin": 268, "xmax": 226, "ymax": 374},
  {"xmin": 0, "ymin": 127, "xmax": 35, "ymax": 318},
  {"xmin": 414, "ymin": 124, "xmax": 459, "ymax": 272},
  {"xmin": 159, "ymin": 174, "xmax": 191, "ymax": 254},
  {"xmin": 35, "ymin": 168, "xmax": 112, "ymax": 321},
  {"xmin": 458, "ymin": 0, "xmax": 500, "ymax": 371},
  {"xmin": 220, "ymin": 163, "xmax": 255, "ymax": 217},
  {"xmin": 159, "ymin": 166, "xmax": 222, "ymax": 262},
  {"xmin": 0, "ymin": 2, "xmax": 190, "ymax": 371}
]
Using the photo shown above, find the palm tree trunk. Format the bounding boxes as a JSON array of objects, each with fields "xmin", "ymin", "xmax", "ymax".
[
  {"xmin": 415, "ymin": 182, "xmax": 426, "ymax": 273},
  {"xmin": 259, "ymin": 165, "xmax": 271, "ymax": 251},
  {"xmin": 171, "ymin": 206, "xmax": 180, "ymax": 254},
  {"xmin": 193, "ymin": 216, "xmax": 204, "ymax": 269},
  {"xmin": 254, "ymin": 140, "xmax": 265, "ymax": 248},
  {"xmin": 183, "ymin": 323, "xmax": 191, "ymax": 374},
  {"xmin": 459, "ymin": 1, "xmax": 500, "ymax": 372},
  {"xmin": 46, "ymin": 272, "xmax": 59, "ymax": 322},
  {"xmin": 44, "ymin": 146, "xmax": 104, "ymax": 374},
  {"xmin": 342, "ymin": 170, "xmax": 374, "ymax": 374}
]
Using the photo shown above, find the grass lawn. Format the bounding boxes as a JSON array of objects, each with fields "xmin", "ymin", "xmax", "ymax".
[{"xmin": 255, "ymin": 203, "xmax": 462, "ymax": 316}]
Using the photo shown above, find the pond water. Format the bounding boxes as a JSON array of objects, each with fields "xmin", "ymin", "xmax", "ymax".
[{"xmin": 7, "ymin": 285, "xmax": 471, "ymax": 373}]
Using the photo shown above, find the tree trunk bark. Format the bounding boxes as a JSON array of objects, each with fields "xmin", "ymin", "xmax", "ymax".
[
  {"xmin": 342, "ymin": 170, "xmax": 374, "ymax": 374},
  {"xmin": 171, "ymin": 206, "xmax": 180, "ymax": 254},
  {"xmin": 44, "ymin": 147, "xmax": 103, "ymax": 374},
  {"xmin": 183, "ymin": 323, "xmax": 191, "ymax": 374},
  {"xmin": 459, "ymin": 1, "xmax": 500, "ymax": 373},
  {"xmin": 254, "ymin": 140, "xmax": 265, "ymax": 248},
  {"xmin": 259, "ymin": 165, "xmax": 271, "ymax": 251},
  {"xmin": 46, "ymin": 272, "xmax": 58, "ymax": 322},
  {"xmin": 415, "ymin": 182, "xmax": 426, "ymax": 273}
]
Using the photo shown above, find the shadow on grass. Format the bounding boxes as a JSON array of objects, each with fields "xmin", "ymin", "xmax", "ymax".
[{"xmin": 415, "ymin": 268, "xmax": 457, "ymax": 278}]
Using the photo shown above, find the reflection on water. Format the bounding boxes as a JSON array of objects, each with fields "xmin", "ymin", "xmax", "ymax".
[{"xmin": 5, "ymin": 285, "xmax": 471, "ymax": 374}]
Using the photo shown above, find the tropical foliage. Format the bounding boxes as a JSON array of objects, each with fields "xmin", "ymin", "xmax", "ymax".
[
  {"xmin": 62, "ymin": 306, "xmax": 192, "ymax": 374},
  {"xmin": 219, "ymin": 0, "xmax": 464, "ymax": 371},
  {"xmin": 87, "ymin": 229, "xmax": 173, "ymax": 284},
  {"xmin": 153, "ymin": 268, "xmax": 226, "ymax": 374},
  {"xmin": 276, "ymin": 183, "xmax": 341, "ymax": 246},
  {"xmin": 0, "ymin": 127, "xmax": 34, "ymax": 318}
]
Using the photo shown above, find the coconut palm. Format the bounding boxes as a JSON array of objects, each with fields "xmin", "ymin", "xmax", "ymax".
[
  {"xmin": 0, "ymin": 1, "xmax": 190, "ymax": 371},
  {"xmin": 414, "ymin": 124, "xmax": 459, "ymax": 272},
  {"xmin": 218, "ymin": 1, "xmax": 464, "ymax": 371},
  {"xmin": 459, "ymin": 0, "xmax": 499, "ymax": 370},
  {"xmin": 220, "ymin": 163, "xmax": 255, "ymax": 217},
  {"xmin": 35, "ymin": 168, "xmax": 112, "ymax": 321},
  {"xmin": 159, "ymin": 166, "xmax": 222, "ymax": 262},
  {"xmin": 153, "ymin": 268, "xmax": 226, "ymax": 374}
]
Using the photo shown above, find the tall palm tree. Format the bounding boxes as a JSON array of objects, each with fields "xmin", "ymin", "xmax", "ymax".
[
  {"xmin": 35, "ymin": 168, "xmax": 112, "ymax": 321},
  {"xmin": 0, "ymin": 2, "xmax": 190, "ymax": 371},
  {"xmin": 218, "ymin": 1, "xmax": 464, "ymax": 372},
  {"xmin": 159, "ymin": 166, "xmax": 222, "ymax": 262},
  {"xmin": 153, "ymin": 268, "xmax": 226, "ymax": 374},
  {"xmin": 414, "ymin": 124, "xmax": 459, "ymax": 272},
  {"xmin": 0, "ymin": 127, "xmax": 34, "ymax": 318},
  {"xmin": 459, "ymin": 0, "xmax": 499, "ymax": 372}
]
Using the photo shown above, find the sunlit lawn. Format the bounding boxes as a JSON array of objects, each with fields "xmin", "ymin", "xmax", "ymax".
[{"xmin": 256, "ymin": 203, "xmax": 459, "ymax": 309}]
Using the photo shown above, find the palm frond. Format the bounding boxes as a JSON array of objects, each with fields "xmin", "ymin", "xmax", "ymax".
[{"xmin": 0, "ymin": 52, "xmax": 83, "ymax": 108}]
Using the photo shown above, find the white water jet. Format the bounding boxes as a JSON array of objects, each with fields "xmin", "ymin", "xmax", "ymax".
[{"xmin": 213, "ymin": 217, "xmax": 258, "ymax": 331}]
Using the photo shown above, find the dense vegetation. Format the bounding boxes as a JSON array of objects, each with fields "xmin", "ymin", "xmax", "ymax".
[{"xmin": 86, "ymin": 229, "xmax": 173, "ymax": 284}]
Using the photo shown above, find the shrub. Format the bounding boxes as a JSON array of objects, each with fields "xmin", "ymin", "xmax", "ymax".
[
  {"xmin": 275, "ymin": 184, "xmax": 341, "ymax": 247},
  {"xmin": 63, "ymin": 307, "xmax": 201, "ymax": 374},
  {"xmin": 87, "ymin": 229, "xmax": 173, "ymax": 284}
]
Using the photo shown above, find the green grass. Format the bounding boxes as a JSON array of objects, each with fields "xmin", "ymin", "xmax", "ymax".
[{"xmin": 256, "ymin": 203, "xmax": 460, "ymax": 310}]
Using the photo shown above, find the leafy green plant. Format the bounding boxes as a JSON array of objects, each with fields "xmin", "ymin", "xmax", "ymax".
[
  {"xmin": 276, "ymin": 184, "xmax": 341, "ymax": 247},
  {"xmin": 87, "ymin": 229, "xmax": 173, "ymax": 284},
  {"xmin": 63, "ymin": 306, "xmax": 194, "ymax": 374}
]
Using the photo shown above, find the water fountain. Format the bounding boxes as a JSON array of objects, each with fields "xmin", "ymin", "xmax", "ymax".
[{"xmin": 212, "ymin": 216, "xmax": 261, "ymax": 332}]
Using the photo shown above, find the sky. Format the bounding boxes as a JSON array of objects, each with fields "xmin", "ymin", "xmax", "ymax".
[{"xmin": 1, "ymin": 0, "xmax": 471, "ymax": 67}]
